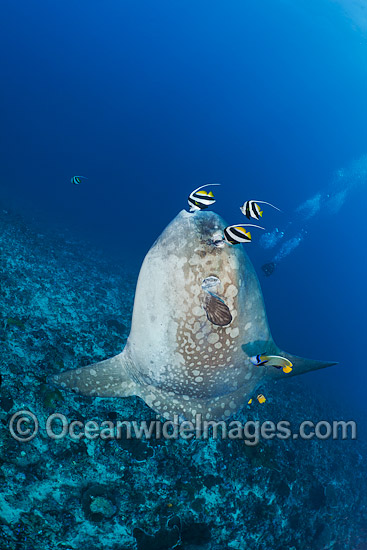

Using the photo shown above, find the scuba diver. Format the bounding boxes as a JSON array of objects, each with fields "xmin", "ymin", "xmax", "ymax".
[{"xmin": 260, "ymin": 154, "xmax": 367, "ymax": 276}]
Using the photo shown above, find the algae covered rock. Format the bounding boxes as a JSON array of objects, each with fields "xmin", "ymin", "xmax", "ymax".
[{"xmin": 81, "ymin": 485, "xmax": 117, "ymax": 522}]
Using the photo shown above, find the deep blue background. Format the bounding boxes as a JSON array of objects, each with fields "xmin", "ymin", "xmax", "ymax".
[{"xmin": 0, "ymin": 0, "xmax": 366, "ymax": 417}]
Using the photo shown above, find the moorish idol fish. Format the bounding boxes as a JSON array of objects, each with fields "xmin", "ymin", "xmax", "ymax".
[
  {"xmin": 71, "ymin": 176, "xmax": 88, "ymax": 185},
  {"xmin": 240, "ymin": 200, "xmax": 281, "ymax": 220},
  {"xmin": 223, "ymin": 224, "xmax": 264, "ymax": 245},
  {"xmin": 188, "ymin": 184, "xmax": 220, "ymax": 212},
  {"xmin": 250, "ymin": 354, "xmax": 293, "ymax": 373}
]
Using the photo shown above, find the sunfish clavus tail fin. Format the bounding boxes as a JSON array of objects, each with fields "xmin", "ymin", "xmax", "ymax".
[
  {"xmin": 51, "ymin": 351, "xmax": 139, "ymax": 398},
  {"xmin": 268, "ymin": 348, "xmax": 337, "ymax": 379}
]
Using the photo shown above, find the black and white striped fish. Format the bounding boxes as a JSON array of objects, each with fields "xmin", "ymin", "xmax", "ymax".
[
  {"xmin": 223, "ymin": 224, "xmax": 264, "ymax": 245},
  {"xmin": 240, "ymin": 200, "xmax": 281, "ymax": 220},
  {"xmin": 188, "ymin": 184, "xmax": 220, "ymax": 212},
  {"xmin": 71, "ymin": 176, "xmax": 88, "ymax": 185}
]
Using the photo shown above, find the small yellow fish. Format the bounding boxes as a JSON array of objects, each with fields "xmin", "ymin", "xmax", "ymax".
[{"xmin": 248, "ymin": 395, "xmax": 266, "ymax": 405}]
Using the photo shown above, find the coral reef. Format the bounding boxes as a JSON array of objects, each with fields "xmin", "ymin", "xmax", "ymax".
[{"xmin": 0, "ymin": 205, "xmax": 366, "ymax": 549}]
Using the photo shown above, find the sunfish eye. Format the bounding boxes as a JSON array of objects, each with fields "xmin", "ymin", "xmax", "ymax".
[{"xmin": 211, "ymin": 231, "xmax": 225, "ymax": 248}]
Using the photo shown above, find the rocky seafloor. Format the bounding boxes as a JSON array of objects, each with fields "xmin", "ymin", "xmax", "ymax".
[{"xmin": 0, "ymin": 204, "xmax": 366, "ymax": 550}]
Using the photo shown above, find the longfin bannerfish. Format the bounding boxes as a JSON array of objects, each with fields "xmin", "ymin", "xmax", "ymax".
[
  {"xmin": 71, "ymin": 176, "xmax": 88, "ymax": 185},
  {"xmin": 188, "ymin": 184, "xmax": 220, "ymax": 212},
  {"xmin": 250, "ymin": 354, "xmax": 293, "ymax": 373},
  {"xmin": 223, "ymin": 224, "xmax": 264, "ymax": 245},
  {"xmin": 240, "ymin": 200, "xmax": 281, "ymax": 220}
]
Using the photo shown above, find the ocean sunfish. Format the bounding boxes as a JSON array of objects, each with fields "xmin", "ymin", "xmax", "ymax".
[{"xmin": 53, "ymin": 210, "xmax": 336, "ymax": 421}]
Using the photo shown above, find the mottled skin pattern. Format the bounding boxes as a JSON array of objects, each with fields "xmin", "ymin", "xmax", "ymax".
[{"xmin": 53, "ymin": 210, "xmax": 335, "ymax": 421}]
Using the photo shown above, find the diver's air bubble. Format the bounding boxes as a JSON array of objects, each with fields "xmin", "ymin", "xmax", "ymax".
[
  {"xmin": 326, "ymin": 190, "xmax": 348, "ymax": 215},
  {"xmin": 331, "ymin": 154, "xmax": 367, "ymax": 194},
  {"xmin": 260, "ymin": 153, "xmax": 367, "ymax": 273},
  {"xmin": 274, "ymin": 234, "xmax": 303, "ymax": 263},
  {"xmin": 295, "ymin": 193, "xmax": 322, "ymax": 221},
  {"xmin": 259, "ymin": 228, "xmax": 284, "ymax": 250}
]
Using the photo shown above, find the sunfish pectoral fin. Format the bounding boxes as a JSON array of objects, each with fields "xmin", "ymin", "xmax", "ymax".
[
  {"xmin": 51, "ymin": 351, "xmax": 139, "ymax": 398},
  {"xmin": 203, "ymin": 292, "xmax": 232, "ymax": 326},
  {"xmin": 267, "ymin": 349, "xmax": 337, "ymax": 379}
]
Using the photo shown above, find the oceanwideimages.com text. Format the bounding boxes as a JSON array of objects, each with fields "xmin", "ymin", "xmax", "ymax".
[{"xmin": 9, "ymin": 410, "xmax": 357, "ymax": 446}]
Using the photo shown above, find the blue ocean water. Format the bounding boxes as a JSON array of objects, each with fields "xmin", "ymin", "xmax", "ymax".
[{"xmin": 0, "ymin": 1, "xmax": 366, "ymax": 548}]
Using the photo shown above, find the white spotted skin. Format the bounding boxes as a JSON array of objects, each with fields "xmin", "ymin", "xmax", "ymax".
[
  {"xmin": 54, "ymin": 209, "xmax": 335, "ymax": 422},
  {"xmin": 123, "ymin": 210, "xmax": 272, "ymax": 419}
]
